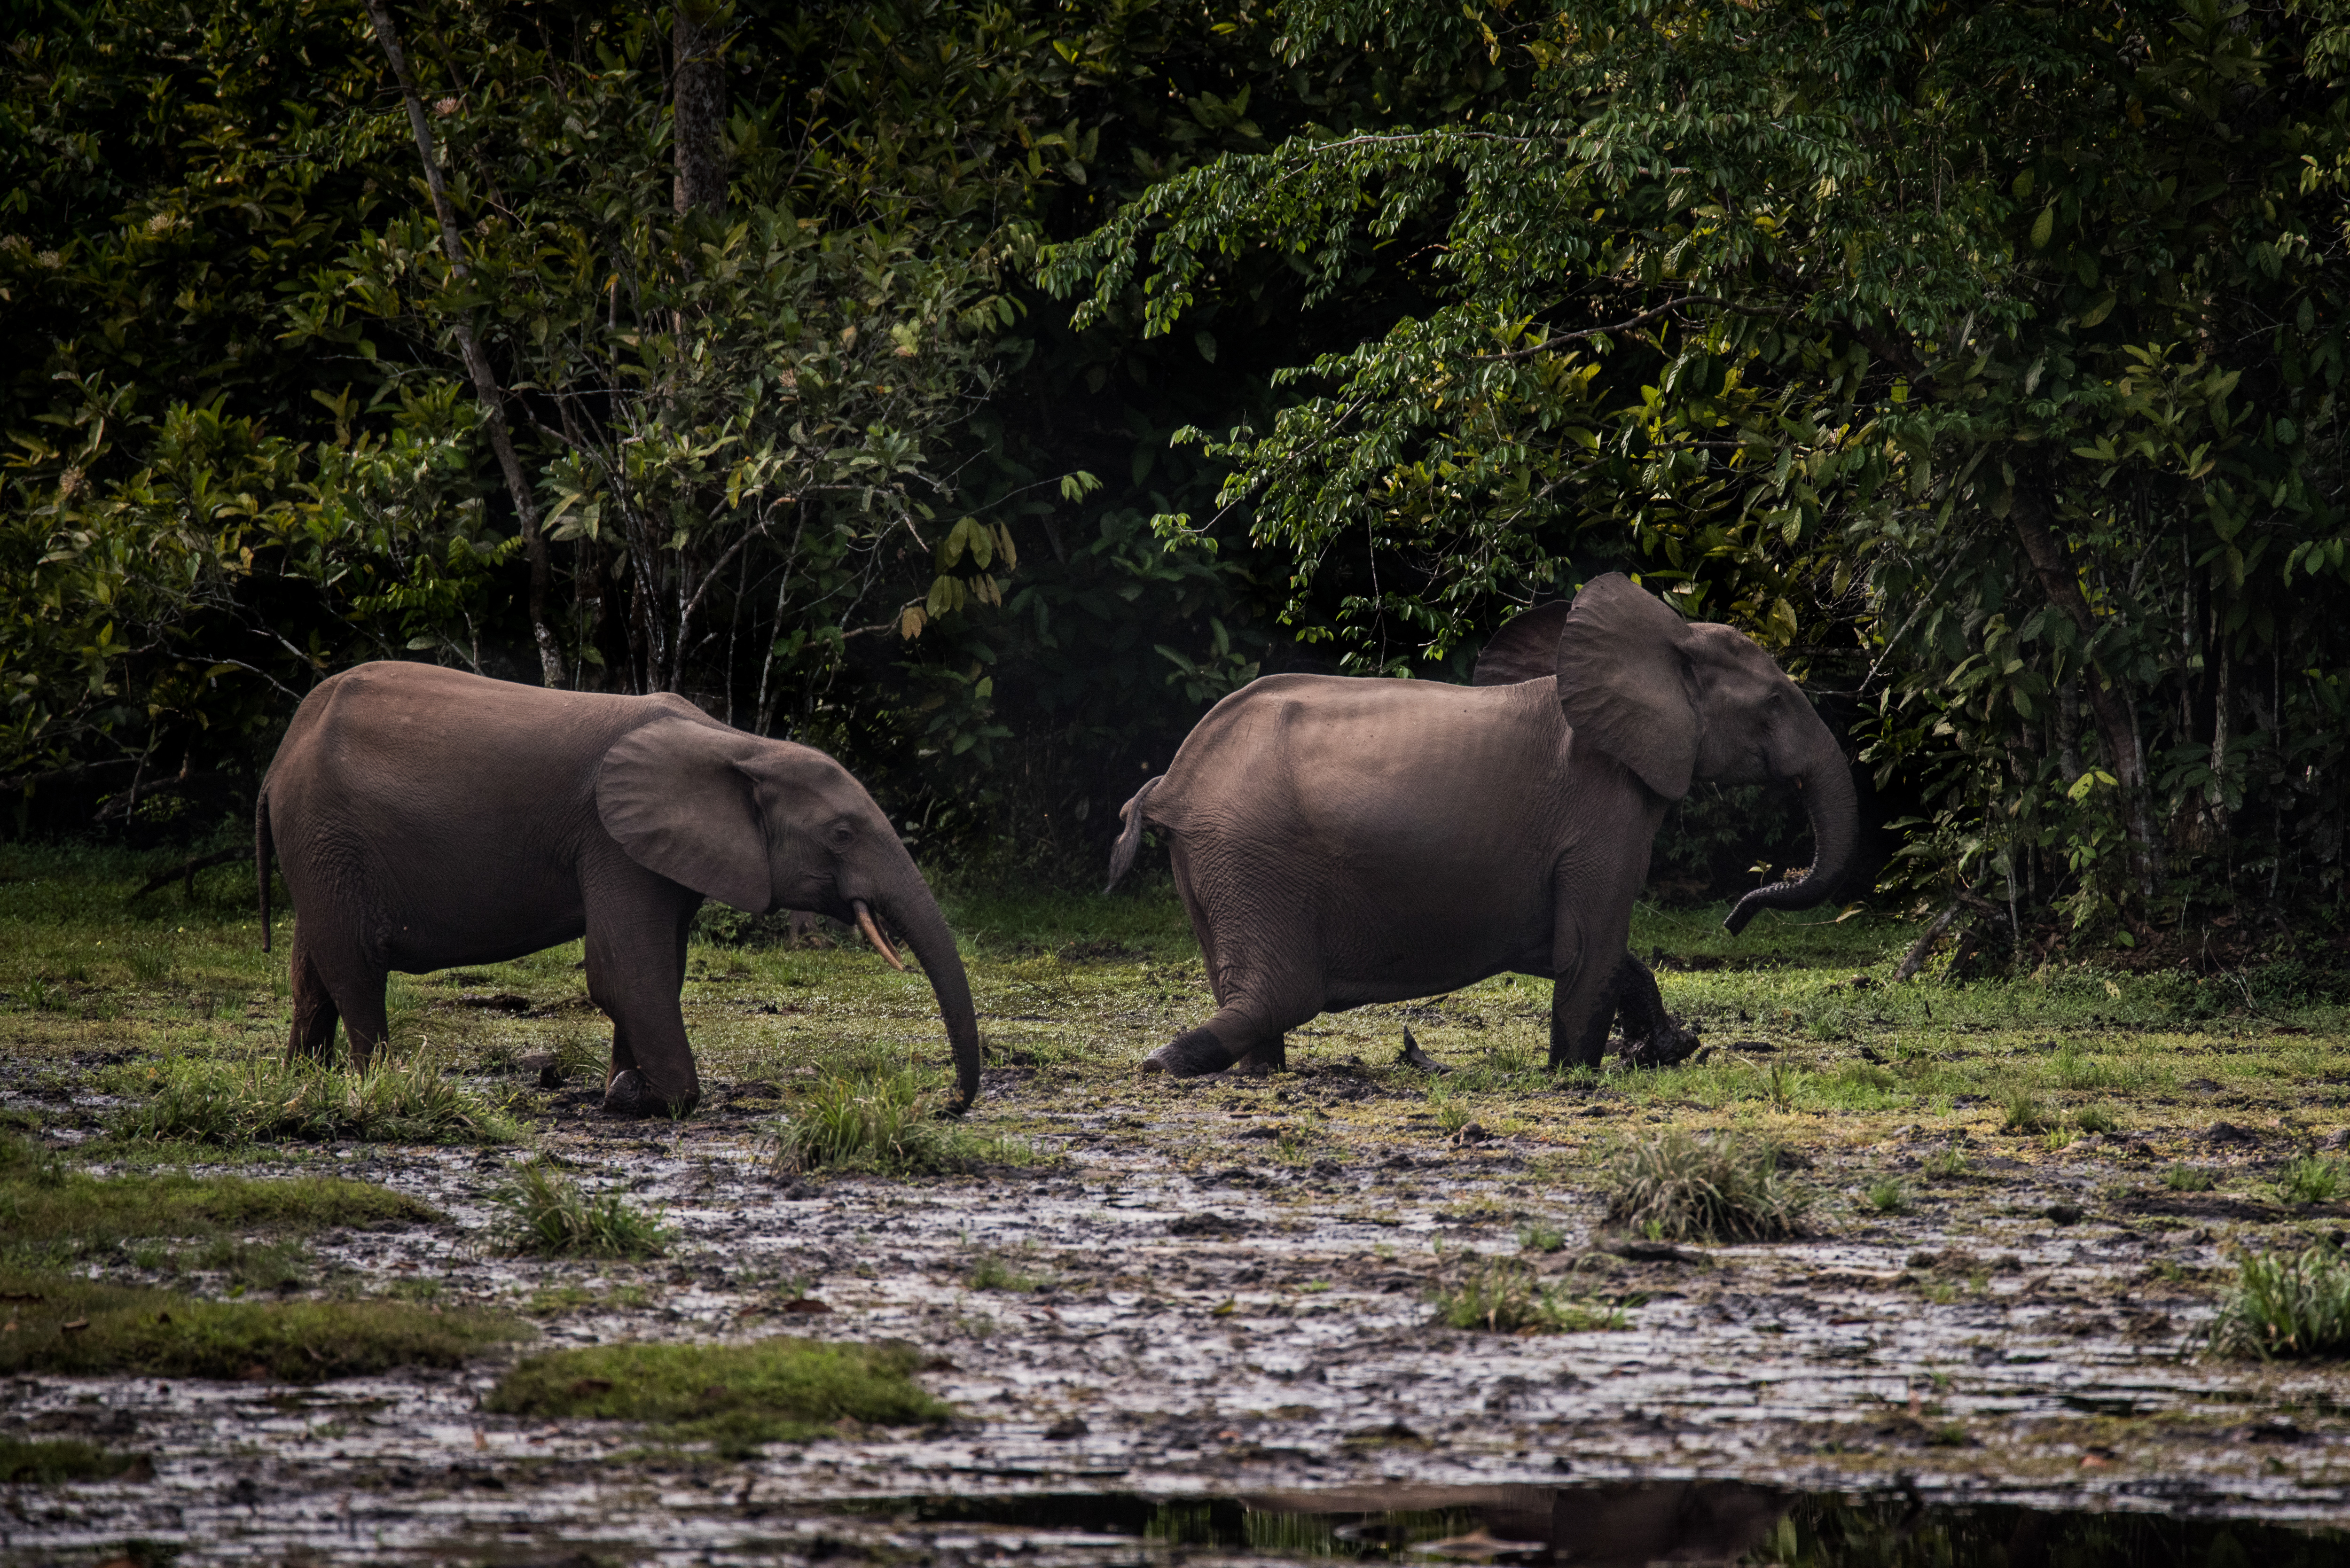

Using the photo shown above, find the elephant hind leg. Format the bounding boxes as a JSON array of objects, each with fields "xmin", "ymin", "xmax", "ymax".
[
  {"xmin": 285, "ymin": 921, "xmax": 389, "ymax": 1069},
  {"xmin": 1143, "ymin": 1003, "xmax": 1296, "ymax": 1079},
  {"xmin": 286, "ymin": 927, "xmax": 340, "ymax": 1063}
]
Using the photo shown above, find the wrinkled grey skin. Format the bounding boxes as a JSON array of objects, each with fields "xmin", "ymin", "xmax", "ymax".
[
  {"xmin": 1106, "ymin": 574, "xmax": 1856, "ymax": 1075},
  {"xmin": 256, "ymin": 662, "xmax": 979, "ymax": 1116}
]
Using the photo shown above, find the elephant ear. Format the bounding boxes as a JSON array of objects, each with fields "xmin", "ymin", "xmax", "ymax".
[
  {"xmin": 595, "ymin": 717, "xmax": 773, "ymax": 912},
  {"xmin": 1555, "ymin": 573, "xmax": 1700, "ymax": 800},
  {"xmin": 1471, "ymin": 601, "xmax": 1574, "ymax": 686}
]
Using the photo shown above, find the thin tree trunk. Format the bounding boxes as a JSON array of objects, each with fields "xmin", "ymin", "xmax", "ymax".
[
  {"xmin": 363, "ymin": 0, "xmax": 565, "ymax": 689},
  {"xmin": 2008, "ymin": 478, "xmax": 2156, "ymax": 897},
  {"xmin": 672, "ymin": 1, "xmax": 728, "ymax": 216}
]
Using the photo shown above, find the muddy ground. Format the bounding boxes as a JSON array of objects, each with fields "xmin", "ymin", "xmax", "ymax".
[{"xmin": 5, "ymin": 872, "xmax": 2350, "ymax": 1562}]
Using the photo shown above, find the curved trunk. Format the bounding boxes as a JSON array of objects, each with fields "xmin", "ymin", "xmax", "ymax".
[
  {"xmin": 1723, "ymin": 741, "xmax": 1860, "ymax": 936},
  {"xmin": 875, "ymin": 865, "xmax": 982, "ymax": 1108}
]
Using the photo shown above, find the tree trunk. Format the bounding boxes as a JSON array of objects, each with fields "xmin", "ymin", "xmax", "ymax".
[
  {"xmin": 672, "ymin": 2, "xmax": 727, "ymax": 216},
  {"xmin": 361, "ymin": 0, "xmax": 565, "ymax": 689},
  {"xmin": 2007, "ymin": 477, "xmax": 2155, "ymax": 897}
]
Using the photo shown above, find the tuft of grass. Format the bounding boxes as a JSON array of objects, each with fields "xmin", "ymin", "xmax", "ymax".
[
  {"xmin": 1602, "ymin": 1131, "xmax": 1810, "ymax": 1243},
  {"xmin": 1426, "ymin": 1084, "xmax": 1473, "ymax": 1136},
  {"xmin": 771, "ymin": 1069, "xmax": 1034, "ymax": 1176},
  {"xmin": 0, "ymin": 1269, "xmax": 525, "ymax": 1382},
  {"xmin": 0, "ymin": 1137, "xmax": 439, "ymax": 1259},
  {"xmin": 1431, "ymin": 1256, "xmax": 1625, "ymax": 1334},
  {"xmin": 2275, "ymin": 1154, "xmax": 2350, "ymax": 1206},
  {"xmin": 2164, "ymin": 1163, "xmax": 2221, "ymax": 1192},
  {"xmin": 1864, "ymin": 1177, "xmax": 1911, "ymax": 1215},
  {"xmin": 492, "ymin": 1162, "xmax": 671, "ymax": 1259},
  {"xmin": 1922, "ymin": 1147, "xmax": 1973, "ymax": 1180},
  {"xmin": 0, "ymin": 1438, "xmax": 147, "ymax": 1485},
  {"xmin": 112, "ymin": 1052, "xmax": 519, "ymax": 1146},
  {"xmin": 2074, "ymin": 1105, "xmax": 2120, "ymax": 1136},
  {"xmin": 1516, "ymin": 1223, "xmax": 1567, "ymax": 1255},
  {"xmin": 2209, "ymin": 1247, "xmax": 2350, "ymax": 1360},
  {"xmin": 484, "ymin": 1336, "xmax": 952, "ymax": 1456},
  {"xmin": 966, "ymin": 1251, "xmax": 1050, "ymax": 1292},
  {"xmin": 2001, "ymin": 1091, "xmax": 2052, "ymax": 1134}
]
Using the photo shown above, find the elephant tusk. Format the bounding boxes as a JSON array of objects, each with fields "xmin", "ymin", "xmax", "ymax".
[{"xmin": 852, "ymin": 900, "xmax": 906, "ymax": 970}]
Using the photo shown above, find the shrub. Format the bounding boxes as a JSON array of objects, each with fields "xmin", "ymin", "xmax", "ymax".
[
  {"xmin": 1431, "ymin": 1256, "xmax": 1626, "ymax": 1334},
  {"xmin": 1601, "ymin": 1131, "xmax": 1810, "ymax": 1243},
  {"xmin": 485, "ymin": 1337, "xmax": 952, "ymax": 1456},
  {"xmin": 772, "ymin": 1069, "xmax": 1032, "ymax": 1176},
  {"xmin": 493, "ymin": 1162, "xmax": 671, "ymax": 1259},
  {"xmin": 2209, "ymin": 1247, "xmax": 2350, "ymax": 1360},
  {"xmin": 2275, "ymin": 1155, "xmax": 2350, "ymax": 1206},
  {"xmin": 113, "ymin": 1053, "xmax": 518, "ymax": 1146}
]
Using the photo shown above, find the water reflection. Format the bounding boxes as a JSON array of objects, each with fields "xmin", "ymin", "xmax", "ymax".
[{"xmin": 857, "ymin": 1483, "xmax": 2350, "ymax": 1565}]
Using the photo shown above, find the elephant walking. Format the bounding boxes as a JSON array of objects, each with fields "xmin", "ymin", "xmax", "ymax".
[
  {"xmin": 256, "ymin": 662, "xmax": 979, "ymax": 1116},
  {"xmin": 1105, "ymin": 574, "xmax": 1854, "ymax": 1076}
]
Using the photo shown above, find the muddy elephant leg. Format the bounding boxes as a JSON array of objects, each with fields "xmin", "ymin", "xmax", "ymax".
[
  {"xmin": 285, "ymin": 921, "xmax": 341, "ymax": 1063},
  {"xmin": 584, "ymin": 883, "xmax": 704, "ymax": 1116},
  {"xmin": 1613, "ymin": 952, "xmax": 1701, "ymax": 1066},
  {"xmin": 1144, "ymin": 997, "xmax": 1306, "ymax": 1079},
  {"xmin": 285, "ymin": 917, "xmax": 389, "ymax": 1069}
]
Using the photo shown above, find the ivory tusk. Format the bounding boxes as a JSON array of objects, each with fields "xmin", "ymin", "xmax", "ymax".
[{"xmin": 852, "ymin": 900, "xmax": 905, "ymax": 970}]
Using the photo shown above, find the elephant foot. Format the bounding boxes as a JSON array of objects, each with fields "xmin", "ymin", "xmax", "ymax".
[
  {"xmin": 1141, "ymin": 1024, "xmax": 1236, "ymax": 1079},
  {"xmin": 1620, "ymin": 1023, "xmax": 1704, "ymax": 1070},
  {"xmin": 602, "ymin": 1068, "xmax": 700, "ymax": 1118}
]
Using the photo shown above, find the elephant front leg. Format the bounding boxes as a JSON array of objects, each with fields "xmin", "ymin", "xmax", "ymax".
[
  {"xmin": 1547, "ymin": 960, "xmax": 1616, "ymax": 1070},
  {"xmin": 583, "ymin": 889, "xmax": 704, "ymax": 1117},
  {"xmin": 1612, "ymin": 952, "xmax": 1702, "ymax": 1068}
]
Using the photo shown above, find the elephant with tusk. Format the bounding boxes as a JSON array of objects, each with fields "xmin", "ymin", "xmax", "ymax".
[
  {"xmin": 256, "ymin": 662, "xmax": 979, "ymax": 1116},
  {"xmin": 1106, "ymin": 572, "xmax": 1856, "ymax": 1077}
]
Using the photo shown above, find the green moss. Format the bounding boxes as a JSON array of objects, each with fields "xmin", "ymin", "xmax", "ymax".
[
  {"xmin": 0, "ymin": 1270, "xmax": 525, "ymax": 1381},
  {"xmin": 486, "ymin": 1336, "xmax": 952, "ymax": 1455},
  {"xmin": 0, "ymin": 1140, "xmax": 439, "ymax": 1258},
  {"xmin": 0, "ymin": 1437, "xmax": 147, "ymax": 1484}
]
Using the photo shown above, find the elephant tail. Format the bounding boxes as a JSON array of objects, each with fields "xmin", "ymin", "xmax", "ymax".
[
  {"xmin": 255, "ymin": 786, "xmax": 274, "ymax": 954},
  {"xmin": 1105, "ymin": 776, "xmax": 1165, "ymax": 893}
]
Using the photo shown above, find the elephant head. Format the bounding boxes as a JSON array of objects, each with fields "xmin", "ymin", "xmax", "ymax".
[
  {"xmin": 594, "ymin": 717, "xmax": 982, "ymax": 1108},
  {"xmin": 1482, "ymin": 575, "xmax": 1858, "ymax": 936}
]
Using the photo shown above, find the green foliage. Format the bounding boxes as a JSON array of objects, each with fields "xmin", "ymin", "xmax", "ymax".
[
  {"xmin": 1601, "ymin": 1131, "xmax": 1810, "ymax": 1243},
  {"xmin": 0, "ymin": 1268, "xmax": 523, "ymax": 1382},
  {"xmin": 111, "ymin": 1052, "xmax": 519, "ymax": 1147},
  {"xmin": 0, "ymin": 1439, "xmax": 147, "ymax": 1485},
  {"xmin": 484, "ymin": 1336, "xmax": 951, "ymax": 1456},
  {"xmin": 2275, "ymin": 1155, "xmax": 2350, "ymax": 1207},
  {"xmin": 1863, "ymin": 1178, "xmax": 1911, "ymax": 1217},
  {"xmin": 1430, "ymin": 1255, "xmax": 1625, "ymax": 1334},
  {"xmin": 771, "ymin": 1067, "xmax": 1033, "ymax": 1176},
  {"xmin": 2210, "ymin": 1247, "xmax": 2350, "ymax": 1361},
  {"xmin": 491, "ymin": 1161, "xmax": 671, "ymax": 1260},
  {"xmin": 2165, "ymin": 1164, "xmax": 2222, "ymax": 1193},
  {"xmin": 0, "ymin": 1137, "xmax": 439, "ymax": 1260},
  {"xmin": 2002, "ymin": 1092, "xmax": 2053, "ymax": 1135}
]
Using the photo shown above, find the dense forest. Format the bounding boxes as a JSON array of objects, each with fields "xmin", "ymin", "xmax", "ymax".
[{"xmin": 5, "ymin": 0, "xmax": 2348, "ymax": 966}]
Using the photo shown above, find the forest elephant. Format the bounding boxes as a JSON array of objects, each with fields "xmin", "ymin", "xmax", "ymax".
[
  {"xmin": 256, "ymin": 662, "xmax": 979, "ymax": 1116},
  {"xmin": 1104, "ymin": 573, "xmax": 1856, "ymax": 1077}
]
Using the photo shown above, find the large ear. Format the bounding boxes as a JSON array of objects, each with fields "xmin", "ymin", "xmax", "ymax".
[
  {"xmin": 595, "ymin": 718, "xmax": 773, "ymax": 912},
  {"xmin": 1555, "ymin": 574, "xmax": 1700, "ymax": 799},
  {"xmin": 1471, "ymin": 601, "xmax": 1574, "ymax": 686}
]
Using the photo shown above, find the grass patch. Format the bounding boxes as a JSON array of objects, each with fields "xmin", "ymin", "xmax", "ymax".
[
  {"xmin": 771, "ymin": 1068, "xmax": 1034, "ymax": 1176},
  {"xmin": 1516, "ymin": 1223, "xmax": 1567, "ymax": 1255},
  {"xmin": 0, "ymin": 1437, "xmax": 147, "ymax": 1484},
  {"xmin": 967, "ymin": 1251, "xmax": 1051, "ymax": 1292},
  {"xmin": 1922, "ymin": 1147, "xmax": 1973, "ymax": 1180},
  {"xmin": 492, "ymin": 1162, "xmax": 671, "ymax": 1259},
  {"xmin": 484, "ymin": 1336, "xmax": 952, "ymax": 1456},
  {"xmin": 112, "ymin": 1053, "xmax": 519, "ymax": 1146},
  {"xmin": 1431, "ymin": 1256, "xmax": 1626, "ymax": 1334},
  {"xmin": 2074, "ymin": 1105, "xmax": 2120, "ymax": 1135},
  {"xmin": 0, "ymin": 1136, "xmax": 438, "ymax": 1258},
  {"xmin": 1601, "ymin": 1130, "xmax": 1810, "ymax": 1243},
  {"xmin": 1863, "ymin": 1177, "xmax": 1911, "ymax": 1215},
  {"xmin": 2001, "ymin": 1092, "xmax": 2053, "ymax": 1134},
  {"xmin": 2276, "ymin": 1155, "xmax": 2350, "ymax": 1205},
  {"xmin": 2210, "ymin": 1247, "xmax": 2350, "ymax": 1360},
  {"xmin": 0, "ymin": 1269, "xmax": 525, "ymax": 1381},
  {"xmin": 2164, "ymin": 1164, "xmax": 2221, "ymax": 1192}
]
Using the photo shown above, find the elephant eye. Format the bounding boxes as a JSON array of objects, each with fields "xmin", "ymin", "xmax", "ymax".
[{"xmin": 825, "ymin": 818, "xmax": 857, "ymax": 847}]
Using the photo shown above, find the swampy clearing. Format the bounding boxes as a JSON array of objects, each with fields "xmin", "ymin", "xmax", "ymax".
[{"xmin": 4, "ymin": 847, "xmax": 2350, "ymax": 1563}]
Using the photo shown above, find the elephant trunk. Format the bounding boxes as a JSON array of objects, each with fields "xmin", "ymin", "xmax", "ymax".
[
  {"xmin": 875, "ymin": 865, "xmax": 982, "ymax": 1110},
  {"xmin": 1723, "ymin": 733, "xmax": 1859, "ymax": 936}
]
